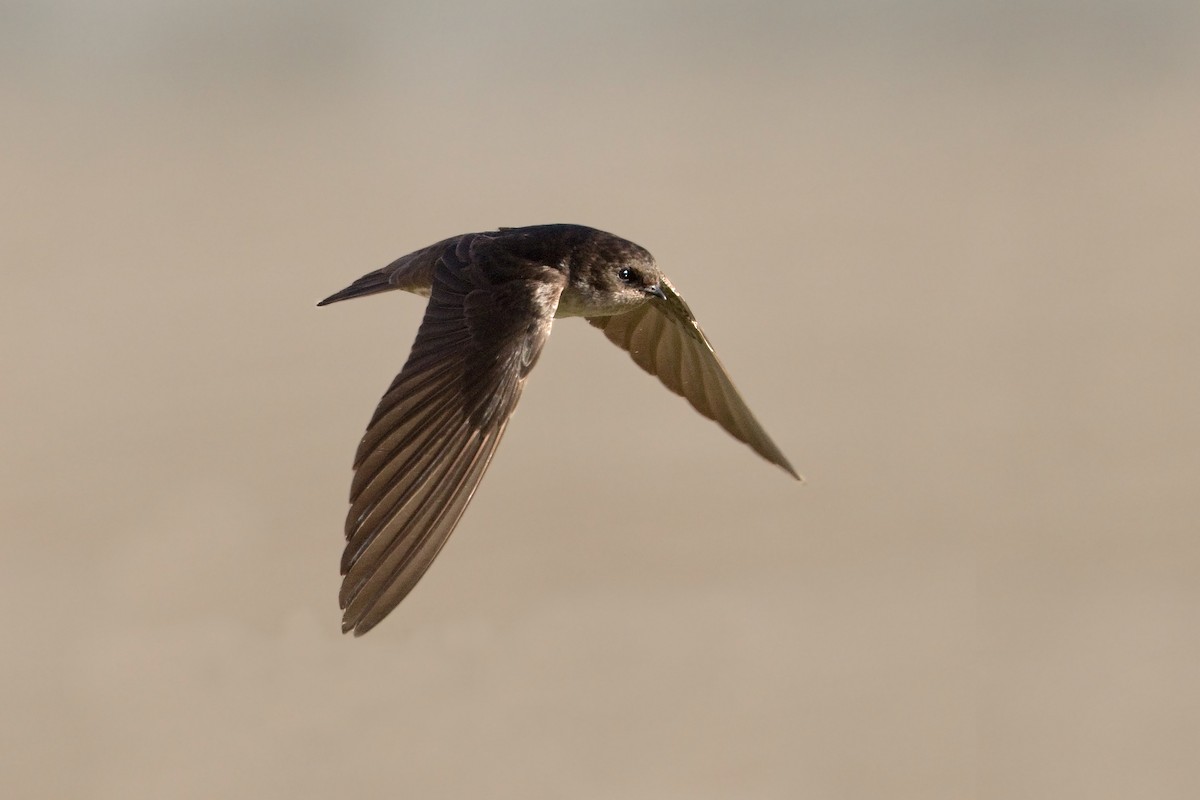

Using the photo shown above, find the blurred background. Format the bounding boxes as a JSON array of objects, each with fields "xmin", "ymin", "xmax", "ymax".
[{"xmin": 3, "ymin": 1, "xmax": 1198, "ymax": 797}]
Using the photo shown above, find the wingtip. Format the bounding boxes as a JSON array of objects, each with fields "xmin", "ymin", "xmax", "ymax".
[
  {"xmin": 341, "ymin": 617, "xmax": 368, "ymax": 636},
  {"xmin": 781, "ymin": 461, "xmax": 805, "ymax": 483}
]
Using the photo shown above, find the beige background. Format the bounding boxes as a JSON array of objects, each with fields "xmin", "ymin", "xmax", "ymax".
[{"xmin": 4, "ymin": 2, "xmax": 1198, "ymax": 797}]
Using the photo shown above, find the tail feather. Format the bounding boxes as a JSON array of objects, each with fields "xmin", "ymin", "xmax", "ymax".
[
  {"xmin": 317, "ymin": 269, "xmax": 397, "ymax": 306},
  {"xmin": 318, "ymin": 237, "xmax": 456, "ymax": 307}
]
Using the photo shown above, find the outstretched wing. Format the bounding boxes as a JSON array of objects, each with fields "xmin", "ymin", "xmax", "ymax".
[
  {"xmin": 588, "ymin": 277, "xmax": 799, "ymax": 479},
  {"xmin": 338, "ymin": 235, "xmax": 566, "ymax": 635}
]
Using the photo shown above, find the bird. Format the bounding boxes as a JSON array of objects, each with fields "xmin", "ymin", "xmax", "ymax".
[{"xmin": 319, "ymin": 224, "xmax": 798, "ymax": 634}]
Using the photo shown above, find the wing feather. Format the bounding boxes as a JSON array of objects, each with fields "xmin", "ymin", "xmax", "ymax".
[
  {"xmin": 588, "ymin": 278, "xmax": 799, "ymax": 479},
  {"xmin": 336, "ymin": 235, "xmax": 565, "ymax": 634}
]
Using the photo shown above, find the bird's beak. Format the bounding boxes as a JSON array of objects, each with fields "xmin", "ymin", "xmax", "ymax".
[{"xmin": 644, "ymin": 283, "xmax": 667, "ymax": 301}]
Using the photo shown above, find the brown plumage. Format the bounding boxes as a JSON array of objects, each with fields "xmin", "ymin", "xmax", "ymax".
[{"xmin": 320, "ymin": 224, "xmax": 798, "ymax": 635}]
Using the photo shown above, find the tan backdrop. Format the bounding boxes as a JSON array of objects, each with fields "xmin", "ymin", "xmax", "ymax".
[{"xmin": 4, "ymin": 3, "xmax": 1198, "ymax": 797}]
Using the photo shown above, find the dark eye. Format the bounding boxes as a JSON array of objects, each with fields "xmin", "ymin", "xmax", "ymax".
[{"xmin": 618, "ymin": 267, "xmax": 635, "ymax": 284}]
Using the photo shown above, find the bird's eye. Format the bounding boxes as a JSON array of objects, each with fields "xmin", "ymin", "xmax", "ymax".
[{"xmin": 618, "ymin": 267, "xmax": 635, "ymax": 284}]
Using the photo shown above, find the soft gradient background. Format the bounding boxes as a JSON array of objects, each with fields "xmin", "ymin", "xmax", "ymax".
[{"xmin": 4, "ymin": 2, "xmax": 1198, "ymax": 797}]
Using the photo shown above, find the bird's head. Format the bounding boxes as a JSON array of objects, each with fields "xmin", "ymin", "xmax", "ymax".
[
  {"xmin": 600, "ymin": 258, "xmax": 667, "ymax": 303},
  {"xmin": 557, "ymin": 232, "xmax": 667, "ymax": 318}
]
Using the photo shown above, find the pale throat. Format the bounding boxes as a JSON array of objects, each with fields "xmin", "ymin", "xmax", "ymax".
[{"xmin": 554, "ymin": 283, "xmax": 642, "ymax": 318}]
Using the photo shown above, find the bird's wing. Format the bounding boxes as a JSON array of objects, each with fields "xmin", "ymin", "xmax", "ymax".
[
  {"xmin": 338, "ymin": 235, "xmax": 566, "ymax": 635},
  {"xmin": 587, "ymin": 276, "xmax": 799, "ymax": 479}
]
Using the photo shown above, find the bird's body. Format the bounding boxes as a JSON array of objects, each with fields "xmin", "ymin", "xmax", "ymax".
[{"xmin": 321, "ymin": 224, "xmax": 797, "ymax": 634}]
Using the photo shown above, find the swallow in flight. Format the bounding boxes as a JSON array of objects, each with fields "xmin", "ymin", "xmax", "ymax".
[{"xmin": 320, "ymin": 224, "xmax": 798, "ymax": 634}]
